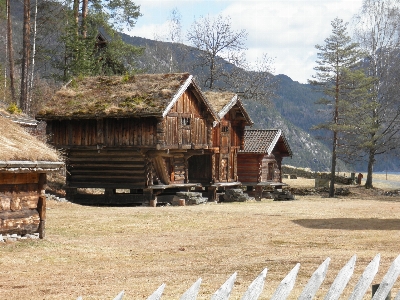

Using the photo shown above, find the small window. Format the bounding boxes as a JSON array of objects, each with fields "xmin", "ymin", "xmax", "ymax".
[
  {"xmin": 181, "ymin": 117, "xmax": 191, "ymax": 126},
  {"xmin": 221, "ymin": 126, "xmax": 229, "ymax": 132}
]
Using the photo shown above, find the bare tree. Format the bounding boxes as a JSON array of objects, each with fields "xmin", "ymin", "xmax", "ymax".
[
  {"xmin": 353, "ymin": 0, "xmax": 400, "ymax": 188},
  {"xmin": 167, "ymin": 8, "xmax": 182, "ymax": 72},
  {"xmin": 6, "ymin": 0, "xmax": 16, "ymax": 102},
  {"xmin": 20, "ymin": 0, "xmax": 31, "ymax": 114},
  {"xmin": 187, "ymin": 14, "xmax": 248, "ymax": 90},
  {"xmin": 231, "ymin": 53, "xmax": 276, "ymax": 105}
]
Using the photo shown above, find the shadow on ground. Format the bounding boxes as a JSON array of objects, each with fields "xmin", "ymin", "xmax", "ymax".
[{"xmin": 292, "ymin": 218, "xmax": 400, "ymax": 230}]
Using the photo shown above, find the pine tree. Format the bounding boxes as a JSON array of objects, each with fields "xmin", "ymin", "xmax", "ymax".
[
  {"xmin": 309, "ymin": 18, "xmax": 365, "ymax": 197},
  {"xmin": 51, "ymin": 0, "xmax": 143, "ymax": 82}
]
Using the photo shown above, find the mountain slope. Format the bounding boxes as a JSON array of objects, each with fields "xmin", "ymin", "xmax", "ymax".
[{"xmin": 125, "ymin": 35, "xmax": 338, "ymax": 171}]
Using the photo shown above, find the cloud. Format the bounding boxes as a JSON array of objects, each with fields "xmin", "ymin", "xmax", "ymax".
[
  {"xmin": 128, "ymin": 0, "xmax": 364, "ymax": 83},
  {"xmin": 219, "ymin": 0, "xmax": 363, "ymax": 82}
]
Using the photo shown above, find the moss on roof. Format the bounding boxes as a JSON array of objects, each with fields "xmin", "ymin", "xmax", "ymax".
[
  {"xmin": 37, "ymin": 73, "xmax": 192, "ymax": 119},
  {"xmin": 203, "ymin": 91, "xmax": 236, "ymax": 114},
  {"xmin": 0, "ymin": 117, "xmax": 60, "ymax": 162}
]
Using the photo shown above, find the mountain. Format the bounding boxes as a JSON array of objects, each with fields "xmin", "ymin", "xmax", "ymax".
[
  {"xmin": 122, "ymin": 35, "xmax": 349, "ymax": 171},
  {"xmin": 3, "ymin": 3, "xmax": 398, "ymax": 172}
]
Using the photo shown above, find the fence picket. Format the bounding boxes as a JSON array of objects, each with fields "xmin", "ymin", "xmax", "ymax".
[
  {"xmin": 348, "ymin": 253, "xmax": 380, "ymax": 300},
  {"xmin": 147, "ymin": 283, "xmax": 166, "ymax": 300},
  {"xmin": 270, "ymin": 263, "xmax": 300, "ymax": 300},
  {"xmin": 74, "ymin": 254, "xmax": 400, "ymax": 300},
  {"xmin": 180, "ymin": 278, "xmax": 202, "ymax": 300},
  {"xmin": 372, "ymin": 254, "xmax": 400, "ymax": 300},
  {"xmin": 240, "ymin": 268, "xmax": 267, "ymax": 300},
  {"xmin": 210, "ymin": 272, "xmax": 237, "ymax": 300},
  {"xmin": 298, "ymin": 257, "xmax": 330, "ymax": 300},
  {"xmin": 324, "ymin": 255, "xmax": 356, "ymax": 300},
  {"xmin": 113, "ymin": 291, "xmax": 124, "ymax": 300}
]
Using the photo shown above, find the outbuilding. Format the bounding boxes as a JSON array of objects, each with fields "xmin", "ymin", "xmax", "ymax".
[
  {"xmin": 0, "ymin": 116, "xmax": 63, "ymax": 237},
  {"xmin": 191, "ymin": 91, "xmax": 253, "ymax": 200},
  {"xmin": 36, "ymin": 73, "xmax": 219, "ymax": 205},
  {"xmin": 237, "ymin": 129, "xmax": 292, "ymax": 200}
]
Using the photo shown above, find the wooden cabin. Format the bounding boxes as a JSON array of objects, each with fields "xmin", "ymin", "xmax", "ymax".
[
  {"xmin": 0, "ymin": 117, "xmax": 63, "ymax": 237},
  {"xmin": 189, "ymin": 92, "xmax": 253, "ymax": 200},
  {"xmin": 237, "ymin": 129, "xmax": 292, "ymax": 200},
  {"xmin": 36, "ymin": 73, "xmax": 219, "ymax": 205}
]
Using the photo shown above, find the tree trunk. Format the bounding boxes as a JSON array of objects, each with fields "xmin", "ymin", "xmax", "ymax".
[
  {"xmin": 82, "ymin": 0, "xmax": 88, "ymax": 38},
  {"xmin": 365, "ymin": 148, "xmax": 375, "ymax": 189},
  {"xmin": 73, "ymin": 0, "xmax": 79, "ymax": 36},
  {"xmin": 20, "ymin": 0, "xmax": 31, "ymax": 114},
  {"xmin": 29, "ymin": 0, "xmax": 38, "ymax": 112},
  {"xmin": 6, "ymin": 0, "xmax": 16, "ymax": 103},
  {"xmin": 329, "ymin": 131, "xmax": 337, "ymax": 197}
]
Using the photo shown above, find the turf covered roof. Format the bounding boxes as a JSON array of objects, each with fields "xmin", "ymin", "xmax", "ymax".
[
  {"xmin": 37, "ymin": 73, "xmax": 218, "ymax": 120},
  {"xmin": 204, "ymin": 91, "xmax": 253, "ymax": 125},
  {"xmin": 0, "ymin": 116, "xmax": 62, "ymax": 168}
]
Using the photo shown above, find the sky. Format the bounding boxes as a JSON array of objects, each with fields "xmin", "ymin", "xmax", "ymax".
[{"xmin": 124, "ymin": 0, "xmax": 364, "ymax": 84}]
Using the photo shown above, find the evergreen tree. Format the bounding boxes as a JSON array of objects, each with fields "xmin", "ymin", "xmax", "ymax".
[
  {"xmin": 309, "ymin": 18, "xmax": 365, "ymax": 197},
  {"xmin": 50, "ymin": 0, "xmax": 143, "ymax": 81}
]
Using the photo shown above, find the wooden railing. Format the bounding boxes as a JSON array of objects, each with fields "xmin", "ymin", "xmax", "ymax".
[{"xmin": 76, "ymin": 254, "xmax": 400, "ymax": 300}]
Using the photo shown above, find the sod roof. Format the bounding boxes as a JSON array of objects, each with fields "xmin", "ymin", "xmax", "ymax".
[
  {"xmin": 36, "ymin": 73, "xmax": 218, "ymax": 120},
  {"xmin": 0, "ymin": 116, "xmax": 61, "ymax": 164},
  {"xmin": 204, "ymin": 91, "xmax": 253, "ymax": 125}
]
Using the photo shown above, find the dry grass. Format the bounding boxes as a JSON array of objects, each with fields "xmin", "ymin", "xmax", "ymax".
[
  {"xmin": 37, "ymin": 73, "xmax": 192, "ymax": 118},
  {"xmin": 0, "ymin": 117, "xmax": 60, "ymax": 162},
  {"xmin": 203, "ymin": 91, "xmax": 236, "ymax": 113},
  {"xmin": 1, "ymin": 179, "xmax": 400, "ymax": 299}
]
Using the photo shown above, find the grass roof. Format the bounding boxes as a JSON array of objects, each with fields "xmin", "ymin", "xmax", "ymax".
[
  {"xmin": 37, "ymin": 73, "xmax": 192, "ymax": 119},
  {"xmin": 203, "ymin": 91, "xmax": 236, "ymax": 114},
  {"xmin": 0, "ymin": 117, "xmax": 60, "ymax": 162}
]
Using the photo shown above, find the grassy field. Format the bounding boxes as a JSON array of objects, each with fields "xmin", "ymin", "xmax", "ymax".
[{"xmin": 1, "ymin": 176, "xmax": 400, "ymax": 299}]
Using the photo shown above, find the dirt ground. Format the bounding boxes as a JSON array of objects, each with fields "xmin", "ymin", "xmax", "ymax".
[{"xmin": 1, "ymin": 176, "xmax": 400, "ymax": 299}]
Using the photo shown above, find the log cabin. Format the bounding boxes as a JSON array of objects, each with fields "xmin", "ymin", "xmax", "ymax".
[
  {"xmin": 36, "ymin": 73, "xmax": 219, "ymax": 205},
  {"xmin": 0, "ymin": 116, "xmax": 63, "ymax": 238},
  {"xmin": 191, "ymin": 92, "xmax": 253, "ymax": 200},
  {"xmin": 237, "ymin": 129, "xmax": 292, "ymax": 200}
]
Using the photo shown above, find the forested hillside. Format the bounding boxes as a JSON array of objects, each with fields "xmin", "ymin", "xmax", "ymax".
[{"xmin": 2, "ymin": 2, "xmax": 398, "ymax": 172}]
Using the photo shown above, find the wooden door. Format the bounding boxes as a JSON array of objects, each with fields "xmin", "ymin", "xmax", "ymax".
[
  {"xmin": 268, "ymin": 163, "xmax": 274, "ymax": 181},
  {"xmin": 219, "ymin": 121, "xmax": 230, "ymax": 182}
]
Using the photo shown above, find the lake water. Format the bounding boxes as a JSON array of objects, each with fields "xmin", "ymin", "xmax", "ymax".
[{"xmin": 360, "ymin": 172, "xmax": 400, "ymax": 189}]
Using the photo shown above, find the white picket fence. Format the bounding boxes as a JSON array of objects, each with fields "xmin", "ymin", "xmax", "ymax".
[{"xmin": 77, "ymin": 254, "xmax": 400, "ymax": 300}]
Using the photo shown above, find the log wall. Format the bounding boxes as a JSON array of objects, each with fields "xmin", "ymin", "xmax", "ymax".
[
  {"xmin": 237, "ymin": 154, "xmax": 282, "ymax": 184},
  {"xmin": 0, "ymin": 173, "xmax": 46, "ymax": 236},
  {"xmin": 48, "ymin": 118, "xmax": 158, "ymax": 148},
  {"xmin": 237, "ymin": 154, "xmax": 262, "ymax": 183},
  {"xmin": 67, "ymin": 149, "xmax": 146, "ymax": 188}
]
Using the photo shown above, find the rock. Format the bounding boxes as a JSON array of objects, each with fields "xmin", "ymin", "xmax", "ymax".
[
  {"xmin": 172, "ymin": 192, "xmax": 207, "ymax": 205},
  {"xmin": 223, "ymin": 189, "xmax": 251, "ymax": 202},
  {"xmin": 273, "ymin": 190, "xmax": 295, "ymax": 201}
]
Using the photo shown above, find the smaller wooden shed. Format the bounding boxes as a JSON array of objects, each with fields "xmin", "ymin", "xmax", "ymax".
[
  {"xmin": 0, "ymin": 117, "xmax": 63, "ymax": 238},
  {"xmin": 237, "ymin": 129, "xmax": 292, "ymax": 200},
  {"xmin": 189, "ymin": 91, "xmax": 253, "ymax": 200}
]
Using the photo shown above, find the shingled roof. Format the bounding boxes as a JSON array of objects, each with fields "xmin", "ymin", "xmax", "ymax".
[
  {"xmin": 240, "ymin": 129, "xmax": 292, "ymax": 156},
  {"xmin": 36, "ymin": 73, "xmax": 218, "ymax": 121},
  {"xmin": 204, "ymin": 91, "xmax": 253, "ymax": 125},
  {"xmin": 0, "ymin": 117, "xmax": 63, "ymax": 172}
]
